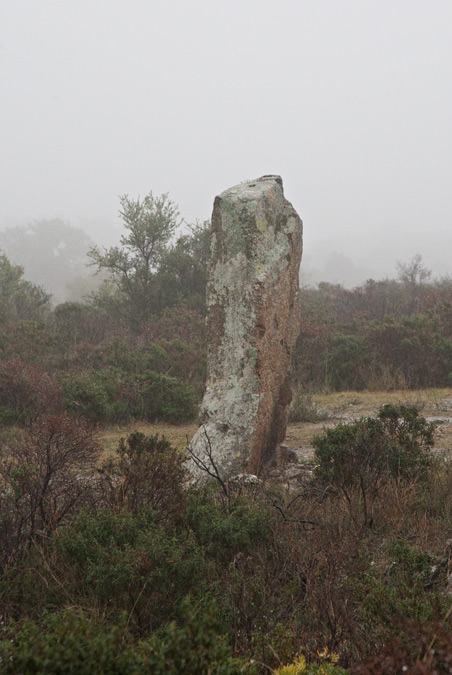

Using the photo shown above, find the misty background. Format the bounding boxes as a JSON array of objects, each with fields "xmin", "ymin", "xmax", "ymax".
[{"xmin": 1, "ymin": 0, "xmax": 451, "ymax": 301}]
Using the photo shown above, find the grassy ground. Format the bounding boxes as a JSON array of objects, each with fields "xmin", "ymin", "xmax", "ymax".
[{"xmin": 99, "ymin": 388, "xmax": 452, "ymax": 461}]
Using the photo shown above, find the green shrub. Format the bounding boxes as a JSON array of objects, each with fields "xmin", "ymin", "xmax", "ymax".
[
  {"xmin": 358, "ymin": 539, "xmax": 442, "ymax": 630},
  {"xmin": 61, "ymin": 368, "xmax": 197, "ymax": 424},
  {"xmin": 313, "ymin": 405, "xmax": 434, "ymax": 526},
  {"xmin": 0, "ymin": 603, "xmax": 252, "ymax": 675},
  {"xmin": 138, "ymin": 370, "xmax": 197, "ymax": 422},
  {"xmin": 61, "ymin": 370, "xmax": 118, "ymax": 423},
  {"xmin": 143, "ymin": 598, "xmax": 254, "ymax": 674},
  {"xmin": 186, "ymin": 487, "xmax": 271, "ymax": 562},
  {"xmin": 98, "ymin": 432, "xmax": 186, "ymax": 523},
  {"xmin": 327, "ymin": 334, "xmax": 367, "ymax": 391},
  {"xmin": 0, "ymin": 610, "xmax": 142, "ymax": 674},
  {"xmin": 54, "ymin": 508, "xmax": 210, "ymax": 632}
]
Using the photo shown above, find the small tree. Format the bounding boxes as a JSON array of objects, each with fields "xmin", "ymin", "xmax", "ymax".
[
  {"xmin": 0, "ymin": 413, "xmax": 100, "ymax": 564},
  {"xmin": 0, "ymin": 253, "xmax": 51, "ymax": 323},
  {"xmin": 396, "ymin": 254, "xmax": 431, "ymax": 312},
  {"xmin": 396, "ymin": 254, "xmax": 431, "ymax": 288},
  {"xmin": 88, "ymin": 192, "xmax": 181, "ymax": 328}
]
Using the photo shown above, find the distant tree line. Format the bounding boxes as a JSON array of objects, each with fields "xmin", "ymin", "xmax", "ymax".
[
  {"xmin": 2, "ymin": 189, "xmax": 452, "ymax": 428},
  {"xmin": 295, "ymin": 256, "xmax": 452, "ymax": 392}
]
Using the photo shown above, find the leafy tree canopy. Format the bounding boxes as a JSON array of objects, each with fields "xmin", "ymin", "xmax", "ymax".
[
  {"xmin": 0, "ymin": 253, "xmax": 51, "ymax": 323},
  {"xmin": 88, "ymin": 192, "xmax": 208, "ymax": 328}
]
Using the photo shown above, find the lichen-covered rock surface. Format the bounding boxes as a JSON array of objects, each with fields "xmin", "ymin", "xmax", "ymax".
[{"xmin": 189, "ymin": 175, "xmax": 302, "ymax": 480}]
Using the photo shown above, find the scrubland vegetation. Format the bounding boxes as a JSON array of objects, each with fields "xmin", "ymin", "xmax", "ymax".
[{"xmin": 3, "ymin": 195, "xmax": 452, "ymax": 671}]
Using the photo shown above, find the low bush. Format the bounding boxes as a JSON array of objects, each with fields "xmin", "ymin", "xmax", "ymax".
[
  {"xmin": 0, "ymin": 611, "xmax": 142, "ymax": 674},
  {"xmin": 61, "ymin": 367, "xmax": 197, "ymax": 424},
  {"xmin": 138, "ymin": 370, "xmax": 197, "ymax": 422},
  {"xmin": 98, "ymin": 431, "xmax": 186, "ymax": 523},
  {"xmin": 313, "ymin": 404, "xmax": 434, "ymax": 527},
  {"xmin": 53, "ymin": 508, "xmax": 210, "ymax": 633},
  {"xmin": 0, "ymin": 602, "xmax": 251, "ymax": 674},
  {"xmin": 1, "ymin": 415, "xmax": 452, "ymax": 671}
]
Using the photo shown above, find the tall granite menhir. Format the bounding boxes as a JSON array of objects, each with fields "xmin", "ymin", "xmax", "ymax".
[{"xmin": 189, "ymin": 176, "xmax": 302, "ymax": 479}]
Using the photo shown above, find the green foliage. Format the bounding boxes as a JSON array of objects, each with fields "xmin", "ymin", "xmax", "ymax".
[
  {"xmin": 186, "ymin": 487, "xmax": 271, "ymax": 562},
  {"xmin": 0, "ymin": 611, "xmax": 143, "ymax": 674},
  {"xmin": 54, "ymin": 508, "xmax": 209, "ymax": 630},
  {"xmin": 142, "ymin": 599, "xmax": 253, "ymax": 674},
  {"xmin": 359, "ymin": 539, "xmax": 441, "ymax": 629},
  {"xmin": 0, "ymin": 253, "xmax": 51, "ymax": 323},
  {"xmin": 88, "ymin": 192, "xmax": 181, "ymax": 327},
  {"xmin": 313, "ymin": 405, "xmax": 434, "ymax": 526},
  {"xmin": 61, "ymin": 369, "xmax": 121, "ymax": 423},
  {"xmin": 327, "ymin": 334, "xmax": 367, "ymax": 391},
  {"xmin": 156, "ymin": 221, "xmax": 210, "ymax": 314},
  {"xmin": 61, "ymin": 367, "xmax": 197, "ymax": 424},
  {"xmin": 0, "ymin": 603, "xmax": 251, "ymax": 675},
  {"xmin": 139, "ymin": 369, "xmax": 196, "ymax": 422},
  {"xmin": 98, "ymin": 432, "xmax": 186, "ymax": 522}
]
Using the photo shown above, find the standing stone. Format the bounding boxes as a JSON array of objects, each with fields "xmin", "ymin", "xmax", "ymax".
[{"xmin": 189, "ymin": 175, "xmax": 302, "ymax": 480}]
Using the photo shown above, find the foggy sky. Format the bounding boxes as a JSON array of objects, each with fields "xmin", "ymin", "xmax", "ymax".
[{"xmin": 1, "ymin": 0, "xmax": 451, "ymax": 286}]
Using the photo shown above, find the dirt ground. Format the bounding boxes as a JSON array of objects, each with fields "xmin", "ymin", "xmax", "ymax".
[
  {"xmin": 286, "ymin": 388, "xmax": 452, "ymax": 462},
  {"xmin": 99, "ymin": 388, "xmax": 452, "ymax": 463}
]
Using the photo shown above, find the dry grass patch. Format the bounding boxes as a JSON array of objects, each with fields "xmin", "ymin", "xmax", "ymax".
[{"xmin": 96, "ymin": 388, "xmax": 452, "ymax": 462}]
